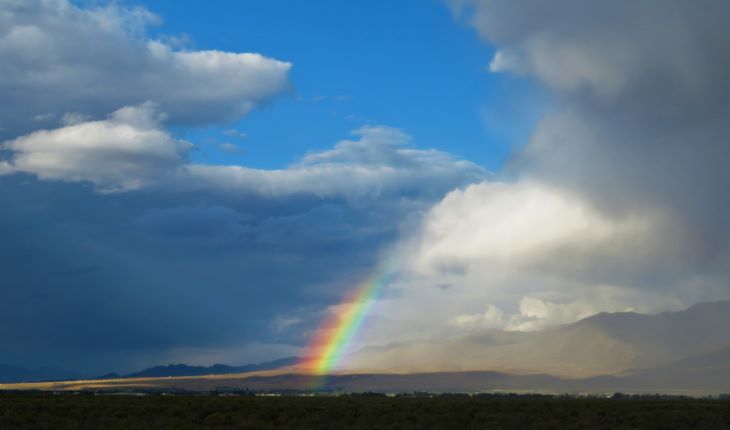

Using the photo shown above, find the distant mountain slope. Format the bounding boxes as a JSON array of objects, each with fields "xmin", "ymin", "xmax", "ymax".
[
  {"xmin": 109, "ymin": 356, "xmax": 298, "ymax": 379},
  {"xmin": 6, "ymin": 302, "xmax": 730, "ymax": 392},
  {"xmin": 616, "ymin": 344, "xmax": 730, "ymax": 391},
  {"xmin": 348, "ymin": 301, "xmax": 730, "ymax": 378},
  {"xmin": 571, "ymin": 301, "xmax": 730, "ymax": 368},
  {"xmin": 1, "ymin": 357, "xmax": 299, "ymax": 384},
  {"xmin": 17, "ymin": 365, "xmax": 726, "ymax": 395}
]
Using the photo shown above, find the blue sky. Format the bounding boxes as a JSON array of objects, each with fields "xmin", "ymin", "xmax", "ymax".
[
  {"xmin": 138, "ymin": 0, "xmax": 539, "ymax": 169},
  {"xmin": 1, "ymin": 0, "xmax": 726, "ymax": 376}
]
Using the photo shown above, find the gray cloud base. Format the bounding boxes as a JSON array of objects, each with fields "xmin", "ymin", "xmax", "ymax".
[{"xmin": 339, "ymin": 0, "xmax": 730, "ymax": 366}]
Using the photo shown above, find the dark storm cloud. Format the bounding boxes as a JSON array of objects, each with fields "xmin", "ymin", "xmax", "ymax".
[
  {"xmin": 450, "ymin": 0, "xmax": 730, "ymax": 217},
  {"xmin": 472, "ymin": 0, "xmax": 730, "ymax": 289},
  {"xmin": 0, "ymin": 128, "xmax": 484, "ymax": 373}
]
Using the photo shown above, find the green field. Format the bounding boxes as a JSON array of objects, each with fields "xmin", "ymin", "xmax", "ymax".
[{"xmin": 1, "ymin": 393, "xmax": 729, "ymax": 429}]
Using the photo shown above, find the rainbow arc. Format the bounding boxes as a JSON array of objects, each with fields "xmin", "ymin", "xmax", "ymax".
[{"xmin": 299, "ymin": 261, "xmax": 395, "ymax": 386}]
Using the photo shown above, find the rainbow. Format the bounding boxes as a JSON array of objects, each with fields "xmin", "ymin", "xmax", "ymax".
[{"xmin": 299, "ymin": 261, "xmax": 395, "ymax": 383}]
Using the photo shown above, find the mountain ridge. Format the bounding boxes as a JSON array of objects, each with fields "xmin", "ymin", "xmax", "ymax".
[
  {"xmin": 4, "ymin": 301, "xmax": 729, "ymax": 389},
  {"xmin": 0, "ymin": 357, "xmax": 298, "ymax": 384},
  {"xmin": 109, "ymin": 356, "xmax": 298, "ymax": 379},
  {"xmin": 346, "ymin": 301, "xmax": 730, "ymax": 377}
]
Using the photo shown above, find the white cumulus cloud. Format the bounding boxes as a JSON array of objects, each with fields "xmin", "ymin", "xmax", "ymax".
[
  {"xmin": 0, "ymin": 0, "xmax": 291, "ymax": 139},
  {"xmin": 183, "ymin": 126, "xmax": 487, "ymax": 200},
  {"xmin": 2, "ymin": 103, "xmax": 190, "ymax": 191}
]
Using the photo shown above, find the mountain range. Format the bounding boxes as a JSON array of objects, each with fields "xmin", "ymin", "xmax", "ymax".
[
  {"xmin": 346, "ymin": 301, "xmax": 730, "ymax": 378},
  {"xmin": 98, "ymin": 356, "xmax": 298, "ymax": 379},
  {"xmin": 2, "ymin": 301, "xmax": 729, "ymax": 394},
  {"xmin": 0, "ymin": 357, "xmax": 298, "ymax": 384}
]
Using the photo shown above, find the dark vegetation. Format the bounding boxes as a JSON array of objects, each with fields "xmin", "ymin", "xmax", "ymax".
[{"xmin": 1, "ymin": 392, "xmax": 729, "ymax": 429}]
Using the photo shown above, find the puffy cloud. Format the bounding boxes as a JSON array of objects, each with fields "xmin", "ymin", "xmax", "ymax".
[
  {"xmin": 0, "ymin": 160, "xmax": 13, "ymax": 175},
  {"xmin": 183, "ymin": 126, "xmax": 487, "ymax": 200},
  {"xmin": 2, "ymin": 103, "xmax": 190, "ymax": 191},
  {"xmin": 0, "ymin": 0, "xmax": 291, "ymax": 139},
  {"xmin": 218, "ymin": 143, "xmax": 241, "ymax": 153},
  {"xmin": 451, "ymin": 0, "xmax": 730, "ymax": 107},
  {"xmin": 404, "ymin": 181, "xmax": 642, "ymax": 273},
  {"xmin": 354, "ymin": 182, "xmax": 684, "ymax": 349},
  {"xmin": 3, "ymin": 116, "xmax": 486, "ymax": 198},
  {"xmin": 451, "ymin": 304, "xmax": 505, "ymax": 331},
  {"xmin": 223, "ymin": 129, "xmax": 248, "ymax": 140}
]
